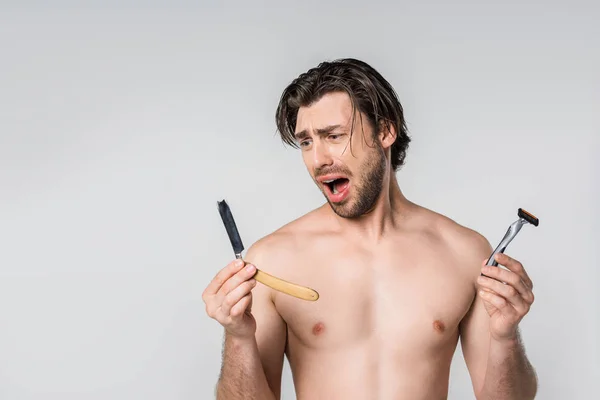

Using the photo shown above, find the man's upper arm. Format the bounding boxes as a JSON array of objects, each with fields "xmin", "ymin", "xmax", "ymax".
[
  {"xmin": 244, "ymin": 240, "xmax": 287, "ymax": 399},
  {"xmin": 458, "ymin": 232, "xmax": 494, "ymax": 397}
]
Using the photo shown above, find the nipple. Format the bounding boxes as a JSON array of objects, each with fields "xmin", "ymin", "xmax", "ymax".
[
  {"xmin": 433, "ymin": 320, "xmax": 446, "ymax": 333},
  {"xmin": 312, "ymin": 322, "xmax": 326, "ymax": 336}
]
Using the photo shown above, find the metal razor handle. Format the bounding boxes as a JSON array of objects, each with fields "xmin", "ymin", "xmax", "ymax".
[
  {"xmin": 486, "ymin": 220, "xmax": 525, "ymax": 266},
  {"xmin": 485, "ymin": 209, "xmax": 538, "ymax": 269}
]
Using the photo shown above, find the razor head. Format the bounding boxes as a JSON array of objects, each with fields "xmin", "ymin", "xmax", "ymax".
[
  {"xmin": 217, "ymin": 200, "xmax": 245, "ymax": 256},
  {"xmin": 518, "ymin": 208, "xmax": 539, "ymax": 227}
]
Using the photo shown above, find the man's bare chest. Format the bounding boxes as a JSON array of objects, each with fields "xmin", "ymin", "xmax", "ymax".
[{"xmin": 273, "ymin": 247, "xmax": 476, "ymax": 354}]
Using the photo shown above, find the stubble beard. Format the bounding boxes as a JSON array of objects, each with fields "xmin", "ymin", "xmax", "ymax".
[{"xmin": 326, "ymin": 145, "xmax": 387, "ymax": 219}]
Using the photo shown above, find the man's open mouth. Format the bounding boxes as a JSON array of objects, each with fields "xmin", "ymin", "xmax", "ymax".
[{"xmin": 322, "ymin": 178, "xmax": 350, "ymax": 195}]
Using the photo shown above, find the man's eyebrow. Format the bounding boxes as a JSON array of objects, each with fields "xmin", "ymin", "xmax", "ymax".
[
  {"xmin": 294, "ymin": 130, "xmax": 309, "ymax": 141},
  {"xmin": 294, "ymin": 125, "xmax": 343, "ymax": 140}
]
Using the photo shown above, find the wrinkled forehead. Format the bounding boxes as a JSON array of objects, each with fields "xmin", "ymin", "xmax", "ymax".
[{"xmin": 294, "ymin": 92, "xmax": 355, "ymax": 135}]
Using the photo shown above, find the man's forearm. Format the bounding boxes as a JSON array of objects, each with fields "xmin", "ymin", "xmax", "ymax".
[
  {"xmin": 216, "ymin": 333, "xmax": 276, "ymax": 400},
  {"xmin": 479, "ymin": 330, "xmax": 537, "ymax": 400}
]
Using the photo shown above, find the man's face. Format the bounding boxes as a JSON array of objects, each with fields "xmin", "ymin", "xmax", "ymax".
[{"xmin": 294, "ymin": 91, "xmax": 387, "ymax": 218}]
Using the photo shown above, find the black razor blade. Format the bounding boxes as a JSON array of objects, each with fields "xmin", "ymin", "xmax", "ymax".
[
  {"xmin": 217, "ymin": 200, "xmax": 245, "ymax": 257},
  {"xmin": 518, "ymin": 208, "xmax": 539, "ymax": 227}
]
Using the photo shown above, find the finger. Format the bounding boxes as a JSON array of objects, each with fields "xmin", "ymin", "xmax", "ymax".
[
  {"xmin": 478, "ymin": 274, "xmax": 529, "ymax": 312},
  {"xmin": 203, "ymin": 259, "xmax": 246, "ymax": 297},
  {"xmin": 206, "ymin": 263, "xmax": 256, "ymax": 320},
  {"xmin": 230, "ymin": 293, "xmax": 253, "ymax": 317},
  {"xmin": 217, "ymin": 263, "xmax": 257, "ymax": 296},
  {"xmin": 221, "ymin": 279, "xmax": 257, "ymax": 316},
  {"xmin": 480, "ymin": 265, "xmax": 534, "ymax": 304},
  {"xmin": 478, "ymin": 289, "xmax": 514, "ymax": 312},
  {"xmin": 494, "ymin": 253, "xmax": 533, "ymax": 289},
  {"xmin": 477, "ymin": 275, "xmax": 530, "ymax": 313}
]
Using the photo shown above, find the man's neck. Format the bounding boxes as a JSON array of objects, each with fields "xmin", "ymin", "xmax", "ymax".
[{"xmin": 328, "ymin": 174, "xmax": 413, "ymax": 243}]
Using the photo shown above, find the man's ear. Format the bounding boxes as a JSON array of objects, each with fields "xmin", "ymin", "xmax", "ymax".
[{"xmin": 378, "ymin": 120, "xmax": 397, "ymax": 149}]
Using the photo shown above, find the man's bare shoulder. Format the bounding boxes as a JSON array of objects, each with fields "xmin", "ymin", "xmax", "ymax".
[
  {"xmin": 414, "ymin": 205, "xmax": 493, "ymax": 268},
  {"xmin": 243, "ymin": 206, "xmax": 330, "ymax": 270}
]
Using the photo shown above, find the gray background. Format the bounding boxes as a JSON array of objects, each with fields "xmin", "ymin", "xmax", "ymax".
[{"xmin": 0, "ymin": 1, "xmax": 598, "ymax": 399}]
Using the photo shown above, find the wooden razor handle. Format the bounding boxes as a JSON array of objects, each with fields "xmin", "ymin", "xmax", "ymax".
[{"xmin": 253, "ymin": 269, "xmax": 319, "ymax": 301}]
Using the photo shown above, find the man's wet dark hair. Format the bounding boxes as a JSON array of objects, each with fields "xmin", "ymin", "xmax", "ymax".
[{"xmin": 275, "ymin": 58, "xmax": 411, "ymax": 171}]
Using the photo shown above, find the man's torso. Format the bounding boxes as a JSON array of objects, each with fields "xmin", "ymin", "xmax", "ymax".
[{"xmin": 257, "ymin": 204, "xmax": 484, "ymax": 399}]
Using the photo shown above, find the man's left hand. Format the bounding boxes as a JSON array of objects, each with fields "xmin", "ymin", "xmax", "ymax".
[{"xmin": 477, "ymin": 253, "xmax": 535, "ymax": 342}]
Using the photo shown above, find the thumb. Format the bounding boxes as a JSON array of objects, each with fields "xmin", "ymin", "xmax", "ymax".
[{"xmin": 245, "ymin": 292, "xmax": 253, "ymax": 315}]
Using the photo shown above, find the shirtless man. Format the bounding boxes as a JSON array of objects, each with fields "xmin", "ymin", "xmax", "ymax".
[{"xmin": 203, "ymin": 58, "xmax": 538, "ymax": 399}]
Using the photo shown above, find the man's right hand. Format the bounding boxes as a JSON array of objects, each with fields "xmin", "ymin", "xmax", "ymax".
[{"xmin": 203, "ymin": 259, "xmax": 258, "ymax": 339}]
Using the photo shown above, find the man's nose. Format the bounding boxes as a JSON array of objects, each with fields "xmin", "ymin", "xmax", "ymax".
[{"xmin": 312, "ymin": 141, "xmax": 334, "ymax": 169}]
